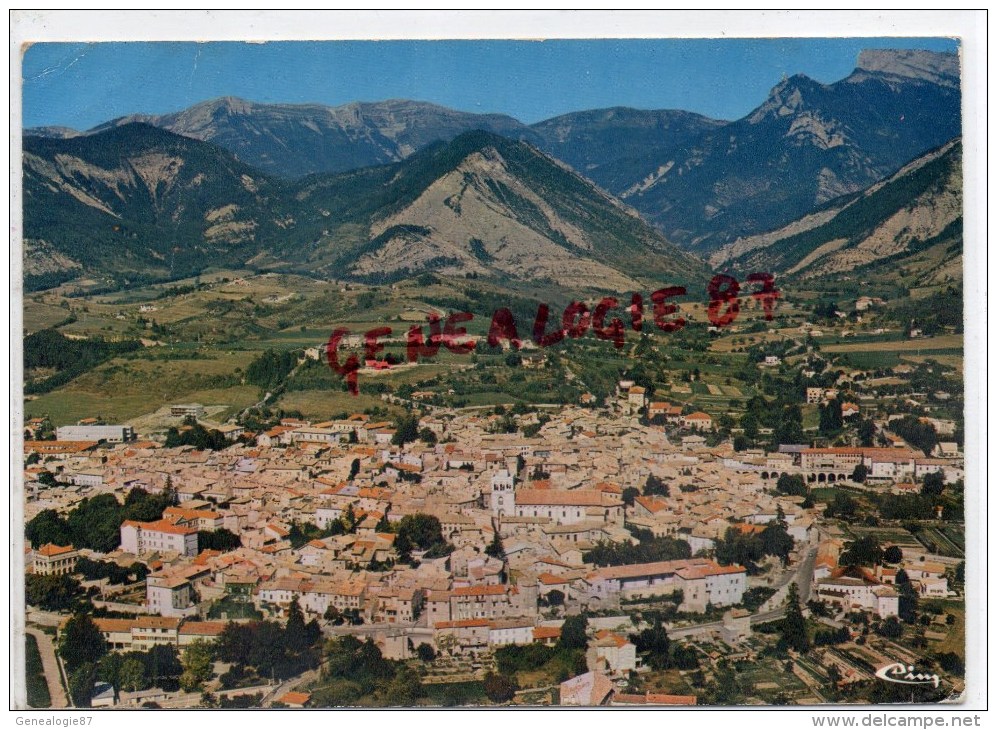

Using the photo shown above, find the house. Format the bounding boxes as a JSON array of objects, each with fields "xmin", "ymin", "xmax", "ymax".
[
  {"xmin": 512, "ymin": 489, "xmax": 623, "ymax": 525},
  {"xmin": 433, "ymin": 619, "xmax": 491, "ymax": 655},
  {"xmin": 170, "ymin": 404, "xmax": 205, "ymax": 419},
  {"xmin": 841, "ymin": 402, "xmax": 860, "ymax": 418},
  {"xmin": 120, "ymin": 519, "xmax": 198, "ymax": 557},
  {"xmin": 584, "ymin": 558, "xmax": 746, "ymax": 612},
  {"xmin": 277, "ymin": 691, "xmax": 312, "ymax": 708},
  {"xmin": 611, "ymin": 692, "xmax": 697, "ymax": 706},
  {"xmin": 814, "ymin": 569, "xmax": 899, "ymax": 618},
  {"xmin": 681, "ymin": 412, "xmax": 713, "ymax": 431},
  {"xmin": 32, "ymin": 543, "xmax": 79, "ymax": 576},
  {"xmin": 648, "ymin": 402, "xmax": 682, "ymax": 422},
  {"xmin": 559, "ymin": 671, "xmax": 614, "ymax": 706},
  {"xmin": 627, "ymin": 386, "xmax": 647, "ymax": 406},
  {"xmin": 55, "ymin": 424, "xmax": 135, "ymax": 443},
  {"xmin": 146, "ymin": 572, "xmax": 198, "ymax": 618},
  {"xmin": 532, "ymin": 626, "xmax": 561, "ymax": 646},
  {"xmin": 90, "ymin": 682, "xmax": 116, "ymax": 708},
  {"xmin": 488, "ymin": 619, "xmax": 536, "ymax": 647},
  {"xmin": 588, "ymin": 630, "xmax": 637, "ymax": 674},
  {"xmin": 163, "ymin": 506, "xmax": 223, "ymax": 531}
]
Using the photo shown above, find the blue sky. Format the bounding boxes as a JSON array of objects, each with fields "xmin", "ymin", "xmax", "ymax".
[{"xmin": 22, "ymin": 38, "xmax": 959, "ymax": 130}]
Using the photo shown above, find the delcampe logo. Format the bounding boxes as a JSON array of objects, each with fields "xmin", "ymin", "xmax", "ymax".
[{"xmin": 874, "ymin": 662, "xmax": 941, "ymax": 688}]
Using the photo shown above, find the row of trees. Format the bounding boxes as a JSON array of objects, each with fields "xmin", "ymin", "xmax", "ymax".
[
  {"xmin": 26, "ymin": 486, "xmax": 177, "ymax": 552},
  {"xmin": 164, "ymin": 424, "xmax": 233, "ymax": 451},
  {"xmin": 713, "ymin": 521, "xmax": 795, "ymax": 572},
  {"xmin": 215, "ymin": 599, "xmax": 323, "ymax": 681},
  {"xmin": 584, "ymin": 531, "xmax": 691, "ymax": 567}
]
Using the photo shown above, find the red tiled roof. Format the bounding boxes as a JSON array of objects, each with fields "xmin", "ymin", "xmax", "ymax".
[
  {"xmin": 434, "ymin": 619, "xmax": 492, "ymax": 629},
  {"xmin": 121, "ymin": 518, "xmax": 197, "ymax": 536},
  {"xmin": 36, "ymin": 543, "xmax": 75, "ymax": 557},
  {"xmin": 451, "ymin": 584, "xmax": 507, "ymax": 597}
]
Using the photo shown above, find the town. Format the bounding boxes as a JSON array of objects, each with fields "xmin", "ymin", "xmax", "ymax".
[{"xmin": 23, "ymin": 368, "xmax": 965, "ymax": 708}]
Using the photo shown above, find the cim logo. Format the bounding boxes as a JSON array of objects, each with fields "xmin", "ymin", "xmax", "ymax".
[{"xmin": 874, "ymin": 662, "xmax": 941, "ymax": 688}]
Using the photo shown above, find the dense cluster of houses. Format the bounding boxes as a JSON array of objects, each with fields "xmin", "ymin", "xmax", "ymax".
[{"xmin": 24, "ymin": 375, "xmax": 964, "ymax": 704}]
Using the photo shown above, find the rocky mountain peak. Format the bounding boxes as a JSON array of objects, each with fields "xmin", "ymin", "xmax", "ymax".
[{"xmin": 854, "ymin": 49, "xmax": 960, "ymax": 88}]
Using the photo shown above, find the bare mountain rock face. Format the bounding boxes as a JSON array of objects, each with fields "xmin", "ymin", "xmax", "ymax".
[
  {"xmin": 84, "ymin": 98, "xmax": 540, "ymax": 178},
  {"xmin": 612, "ymin": 50, "xmax": 961, "ymax": 253}
]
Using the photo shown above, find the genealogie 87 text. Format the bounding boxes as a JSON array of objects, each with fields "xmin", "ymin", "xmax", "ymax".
[{"xmin": 327, "ymin": 273, "xmax": 779, "ymax": 395}]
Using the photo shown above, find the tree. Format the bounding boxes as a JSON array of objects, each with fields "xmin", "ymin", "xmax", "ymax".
[
  {"xmin": 644, "ymin": 474, "xmax": 669, "ymax": 497},
  {"xmin": 396, "ymin": 514, "xmax": 447, "ymax": 552},
  {"xmin": 387, "ymin": 665, "xmax": 424, "ymax": 705},
  {"xmin": 760, "ymin": 521, "xmax": 795, "ymax": 566},
  {"xmin": 775, "ymin": 405, "xmax": 805, "ymax": 446},
  {"xmin": 25, "ymin": 574, "xmax": 85, "ymax": 612},
  {"xmin": 896, "ymin": 573, "xmax": 919, "ymax": 623},
  {"xmin": 780, "ymin": 583, "xmax": 810, "ymax": 653},
  {"xmin": 60, "ymin": 613, "xmax": 108, "ymax": 671},
  {"xmin": 851, "ymin": 464, "xmax": 869, "ymax": 483},
  {"xmin": 68, "ymin": 663, "xmax": 98, "ymax": 707},
  {"xmin": 545, "ymin": 590, "xmax": 565, "ymax": 607},
  {"xmin": 883, "ymin": 545, "xmax": 903, "ymax": 564},
  {"xmin": 876, "ymin": 616, "xmax": 903, "ymax": 639},
  {"xmin": 284, "ymin": 598, "xmax": 311, "ymax": 654},
  {"xmin": 858, "ymin": 418, "xmax": 876, "ymax": 446},
  {"xmin": 776, "ymin": 473, "xmax": 807, "ymax": 497},
  {"xmin": 819, "ymin": 398, "xmax": 844, "ymax": 435},
  {"xmin": 631, "ymin": 616, "xmax": 671, "ymax": 670},
  {"xmin": 415, "ymin": 643, "xmax": 436, "ymax": 663},
  {"xmin": 839, "ymin": 536, "xmax": 883, "ymax": 567},
  {"xmin": 418, "ymin": 428, "xmax": 438, "ymax": 446},
  {"xmin": 391, "ymin": 412, "xmax": 420, "ymax": 446},
  {"xmin": 484, "ymin": 531, "xmax": 505, "ymax": 560},
  {"xmin": 198, "ymin": 528, "xmax": 241, "ymax": 551},
  {"xmin": 25, "ymin": 509, "xmax": 72, "ymax": 548},
  {"xmin": 180, "ymin": 640, "xmax": 214, "ymax": 692},
  {"xmin": 622, "ymin": 487, "xmax": 640, "ymax": 506},
  {"xmin": 558, "ymin": 615, "xmax": 589, "ymax": 651},
  {"xmin": 483, "ymin": 672, "xmax": 518, "ymax": 703},
  {"xmin": 348, "ymin": 458, "xmax": 361, "ymax": 481},
  {"xmin": 922, "ymin": 471, "xmax": 945, "ymax": 497},
  {"xmin": 119, "ymin": 657, "xmax": 146, "ymax": 692}
]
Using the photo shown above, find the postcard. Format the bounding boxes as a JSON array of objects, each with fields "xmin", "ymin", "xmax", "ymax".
[{"xmin": 10, "ymin": 10, "xmax": 984, "ymax": 713}]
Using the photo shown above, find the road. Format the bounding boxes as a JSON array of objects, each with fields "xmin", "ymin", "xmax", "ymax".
[
  {"xmin": 261, "ymin": 667, "xmax": 320, "ymax": 707},
  {"xmin": 26, "ymin": 626, "xmax": 68, "ymax": 708}
]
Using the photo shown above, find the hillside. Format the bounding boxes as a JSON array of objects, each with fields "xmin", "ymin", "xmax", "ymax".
[
  {"xmin": 711, "ymin": 138, "xmax": 962, "ymax": 284},
  {"xmin": 22, "ymin": 123, "xmax": 294, "ymax": 290},
  {"xmin": 291, "ymin": 130, "xmax": 708, "ymax": 290},
  {"xmin": 529, "ymin": 107, "xmax": 725, "ymax": 191}
]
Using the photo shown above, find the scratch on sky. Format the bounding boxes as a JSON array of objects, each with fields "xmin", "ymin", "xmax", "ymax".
[
  {"xmin": 189, "ymin": 46, "xmax": 202, "ymax": 93},
  {"xmin": 25, "ymin": 44, "xmax": 92, "ymax": 83}
]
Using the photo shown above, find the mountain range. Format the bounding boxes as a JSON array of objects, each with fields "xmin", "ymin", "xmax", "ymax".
[
  {"xmin": 22, "ymin": 124, "xmax": 705, "ymax": 293},
  {"xmin": 23, "ymin": 48, "xmax": 961, "ymax": 293},
  {"xmin": 711, "ymin": 138, "xmax": 962, "ymax": 284}
]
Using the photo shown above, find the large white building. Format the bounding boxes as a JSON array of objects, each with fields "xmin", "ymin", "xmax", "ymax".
[
  {"xmin": 120, "ymin": 519, "xmax": 198, "ymax": 557},
  {"xmin": 511, "ymin": 488, "xmax": 623, "ymax": 525},
  {"xmin": 55, "ymin": 424, "xmax": 135, "ymax": 443},
  {"xmin": 584, "ymin": 558, "xmax": 747, "ymax": 612},
  {"xmin": 814, "ymin": 576, "xmax": 899, "ymax": 618}
]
